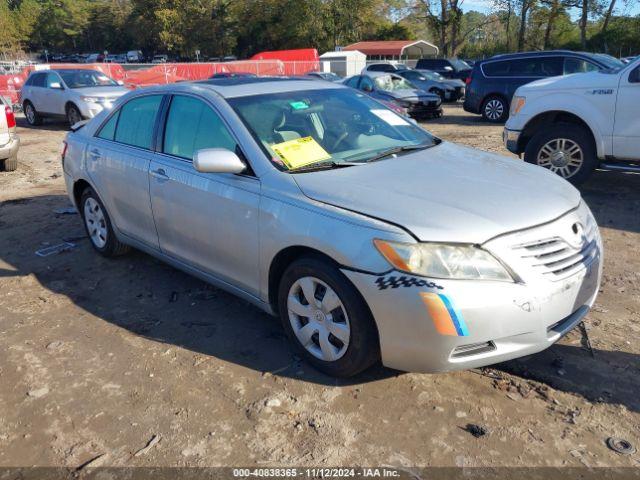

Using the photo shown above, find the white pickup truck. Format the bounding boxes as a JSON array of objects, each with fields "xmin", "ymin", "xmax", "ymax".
[{"xmin": 504, "ymin": 58, "xmax": 640, "ymax": 184}]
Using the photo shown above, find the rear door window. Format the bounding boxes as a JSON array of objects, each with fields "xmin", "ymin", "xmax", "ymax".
[
  {"xmin": 482, "ymin": 60, "xmax": 510, "ymax": 77},
  {"xmin": 162, "ymin": 95, "xmax": 237, "ymax": 160},
  {"xmin": 97, "ymin": 111, "xmax": 120, "ymax": 141},
  {"xmin": 29, "ymin": 73, "xmax": 46, "ymax": 87},
  {"xmin": 113, "ymin": 95, "xmax": 163, "ymax": 150}
]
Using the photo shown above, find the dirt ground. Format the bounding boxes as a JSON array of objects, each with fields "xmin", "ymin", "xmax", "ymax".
[{"xmin": 1, "ymin": 104, "xmax": 639, "ymax": 470}]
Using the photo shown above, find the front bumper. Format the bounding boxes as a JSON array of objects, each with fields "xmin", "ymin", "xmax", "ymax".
[
  {"xmin": 344, "ymin": 259, "xmax": 600, "ymax": 373},
  {"xmin": 407, "ymin": 100, "xmax": 442, "ymax": 118},
  {"xmin": 0, "ymin": 134, "xmax": 19, "ymax": 161},
  {"xmin": 79, "ymin": 99, "xmax": 116, "ymax": 119},
  {"xmin": 503, "ymin": 128, "xmax": 522, "ymax": 154},
  {"xmin": 343, "ymin": 205, "xmax": 603, "ymax": 373}
]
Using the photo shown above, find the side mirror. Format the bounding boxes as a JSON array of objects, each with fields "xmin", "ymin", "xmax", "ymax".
[
  {"xmin": 117, "ymin": 80, "xmax": 124, "ymax": 85},
  {"xmin": 50, "ymin": 82, "xmax": 63, "ymax": 89},
  {"xmin": 193, "ymin": 148, "xmax": 246, "ymax": 174}
]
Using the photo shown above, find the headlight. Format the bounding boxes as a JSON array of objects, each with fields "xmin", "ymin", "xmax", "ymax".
[
  {"xmin": 510, "ymin": 96, "xmax": 526, "ymax": 115},
  {"xmin": 374, "ymin": 239, "xmax": 514, "ymax": 281},
  {"xmin": 81, "ymin": 96, "xmax": 105, "ymax": 103}
]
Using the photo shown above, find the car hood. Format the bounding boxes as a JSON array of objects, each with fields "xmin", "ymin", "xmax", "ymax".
[
  {"xmin": 73, "ymin": 86, "xmax": 129, "ymax": 98},
  {"xmin": 519, "ymin": 71, "xmax": 619, "ymax": 93},
  {"xmin": 293, "ymin": 142, "xmax": 580, "ymax": 244},
  {"xmin": 381, "ymin": 89, "xmax": 438, "ymax": 101}
]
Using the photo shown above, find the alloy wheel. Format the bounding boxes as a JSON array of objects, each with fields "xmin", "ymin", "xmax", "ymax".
[
  {"xmin": 84, "ymin": 197, "xmax": 108, "ymax": 248},
  {"xmin": 287, "ymin": 276, "xmax": 350, "ymax": 362},
  {"xmin": 536, "ymin": 138, "xmax": 584, "ymax": 178},
  {"xmin": 484, "ymin": 99, "xmax": 504, "ymax": 121},
  {"xmin": 25, "ymin": 104, "xmax": 35, "ymax": 124}
]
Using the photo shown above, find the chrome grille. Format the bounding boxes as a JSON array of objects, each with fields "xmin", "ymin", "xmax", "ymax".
[{"xmin": 511, "ymin": 220, "xmax": 598, "ymax": 280}]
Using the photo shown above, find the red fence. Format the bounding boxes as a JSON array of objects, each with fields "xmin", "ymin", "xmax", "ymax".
[{"xmin": 0, "ymin": 59, "xmax": 321, "ymax": 108}]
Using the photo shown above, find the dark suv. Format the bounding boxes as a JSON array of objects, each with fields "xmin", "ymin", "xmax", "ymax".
[
  {"xmin": 463, "ymin": 50, "xmax": 624, "ymax": 122},
  {"xmin": 415, "ymin": 58, "xmax": 472, "ymax": 81}
]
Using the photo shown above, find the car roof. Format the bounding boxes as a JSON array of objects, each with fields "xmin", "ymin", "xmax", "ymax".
[
  {"xmin": 187, "ymin": 76, "xmax": 344, "ymax": 98},
  {"xmin": 480, "ymin": 50, "xmax": 605, "ymax": 64}
]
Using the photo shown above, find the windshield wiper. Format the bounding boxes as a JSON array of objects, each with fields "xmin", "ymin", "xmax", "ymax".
[
  {"xmin": 364, "ymin": 143, "xmax": 434, "ymax": 163},
  {"xmin": 287, "ymin": 160, "xmax": 357, "ymax": 174}
]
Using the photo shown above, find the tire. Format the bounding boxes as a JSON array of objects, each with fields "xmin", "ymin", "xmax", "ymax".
[
  {"xmin": 66, "ymin": 104, "xmax": 83, "ymax": 127},
  {"xmin": 1, "ymin": 153, "xmax": 17, "ymax": 172},
  {"xmin": 278, "ymin": 257, "xmax": 380, "ymax": 378},
  {"xmin": 79, "ymin": 187, "xmax": 130, "ymax": 257},
  {"xmin": 23, "ymin": 101, "xmax": 42, "ymax": 126},
  {"xmin": 481, "ymin": 95, "xmax": 508, "ymax": 123},
  {"xmin": 524, "ymin": 123, "xmax": 597, "ymax": 185}
]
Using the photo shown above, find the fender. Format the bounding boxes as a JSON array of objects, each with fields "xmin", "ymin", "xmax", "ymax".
[{"xmin": 518, "ymin": 90, "xmax": 616, "ymax": 159}]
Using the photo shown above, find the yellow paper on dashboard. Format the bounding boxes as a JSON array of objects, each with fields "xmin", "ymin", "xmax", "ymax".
[{"xmin": 271, "ymin": 136, "xmax": 331, "ymax": 169}]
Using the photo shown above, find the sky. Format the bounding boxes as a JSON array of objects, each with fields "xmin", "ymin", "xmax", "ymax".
[{"xmin": 459, "ymin": 0, "xmax": 640, "ymax": 17}]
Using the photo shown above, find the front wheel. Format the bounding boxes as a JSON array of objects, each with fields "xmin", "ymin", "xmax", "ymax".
[
  {"xmin": 66, "ymin": 104, "xmax": 83, "ymax": 127},
  {"xmin": 481, "ymin": 96, "xmax": 508, "ymax": 122},
  {"xmin": 80, "ymin": 187, "xmax": 130, "ymax": 257},
  {"xmin": 278, "ymin": 257, "xmax": 379, "ymax": 377},
  {"xmin": 524, "ymin": 123, "xmax": 597, "ymax": 185}
]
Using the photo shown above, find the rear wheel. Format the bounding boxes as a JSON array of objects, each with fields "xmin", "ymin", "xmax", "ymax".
[
  {"xmin": 23, "ymin": 101, "xmax": 42, "ymax": 126},
  {"xmin": 80, "ymin": 187, "xmax": 130, "ymax": 257},
  {"xmin": 481, "ymin": 95, "xmax": 508, "ymax": 122},
  {"xmin": 278, "ymin": 257, "xmax": 379, "ymax": 377},
  {"xmin": 524, "ymin": 123, "xmax": 597, "ymax": 185}
]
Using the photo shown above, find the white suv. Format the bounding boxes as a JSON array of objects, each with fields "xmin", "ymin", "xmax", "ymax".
[
  {"xmin": 504, "ymin": 58, "xmax": 640, "ymax": 184},
  {"xmin": 21, "ymin": 69, "xmax": 128, "ymax": 127}
]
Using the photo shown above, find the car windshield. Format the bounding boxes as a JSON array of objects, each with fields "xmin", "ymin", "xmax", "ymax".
[
  {"xmin": 228, "ymin": 88, "xmax": 437, "ymax": 171},
  {"xmin": 591, "ymin": 53, "xmax": 626, "ymax": 71},
  {"xmin": 58, "ymin": 70, "xmax": 118, "ymax": 88},
  {"xmin": 374, "ymin": 75, "xmax": 415, "ymax": 92}
]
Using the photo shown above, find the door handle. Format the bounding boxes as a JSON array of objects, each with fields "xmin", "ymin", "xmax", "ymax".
[
  {"xmin": 150, "ymin": 168, "xmax": 169, "ymax": 180},
  {"xmin": 88, "ymin": 148, "xmax": 101, "ymax": 160}
]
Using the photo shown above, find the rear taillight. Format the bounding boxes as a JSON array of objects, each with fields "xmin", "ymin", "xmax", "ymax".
[
  {"xmin": 4, "ymin": 105, "xmax": 16, "ymax": 129},
  {"xmin": 465, "ymin": 73, "xmax": 472, "ymax": 85}
]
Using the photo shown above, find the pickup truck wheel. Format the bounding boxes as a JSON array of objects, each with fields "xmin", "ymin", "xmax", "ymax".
[
  {"xmin": 23, "ymin": 101, "xmax": 43, "ymax": 126},
  {"xmin": 278, "ymin": 257, "xmax": 380, "ymax": 378},
  {"xmin": 524, "ymin": 123, "xmax": 597, "ymax": 185},
  {"xmin": 481, "ymin": 96, "xmax": 508, "ymax": 122},
  {"xmin": 80, "ymin": 187, "xmax": 130, "ymax": 257}
]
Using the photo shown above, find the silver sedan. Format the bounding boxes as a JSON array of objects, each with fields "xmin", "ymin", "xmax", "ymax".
[{"xmin": 62, "ymin": 78, "xmax": 602, "ymax": 377}]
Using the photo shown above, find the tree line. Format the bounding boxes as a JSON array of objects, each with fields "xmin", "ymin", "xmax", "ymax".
[{"xmin": 1, "ymin": 0, "xmax": 638, "ymax": 60}]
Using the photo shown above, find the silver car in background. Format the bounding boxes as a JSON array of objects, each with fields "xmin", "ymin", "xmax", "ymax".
[
  {"xmin": 21, "ymin": 69, "xmax": 129, "ymax": 127},
  {"xmin": 61, "ymin": 78, "xmax": 602, "ymax": 377}
]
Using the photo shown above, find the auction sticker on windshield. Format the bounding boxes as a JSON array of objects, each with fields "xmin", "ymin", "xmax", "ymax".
[
  {"xmin": 271, "ymin": 136, "xmax": 331, "ymax": 169},
  {"xmin": 371, "ymin": 109, "xmax": 410, "ymax": 126}
]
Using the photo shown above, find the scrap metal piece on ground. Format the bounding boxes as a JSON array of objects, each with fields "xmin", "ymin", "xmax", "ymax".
[{"xmin": 35, "ymin": 242, "xmax": 76, "ymax": 257}]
